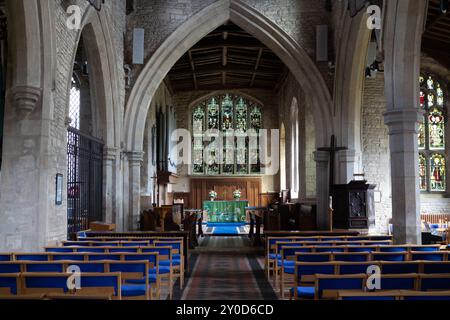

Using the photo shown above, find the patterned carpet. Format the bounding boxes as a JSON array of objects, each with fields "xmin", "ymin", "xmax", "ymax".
[{"xmin": 176, "ymin": 236, "xmax": 278, "ymax": 300}]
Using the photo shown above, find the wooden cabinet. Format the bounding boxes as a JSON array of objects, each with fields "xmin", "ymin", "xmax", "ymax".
[
  {"xmin": 331, "ymin": 181, "xmax": 376, "ymax": 230},
  {"xmin": 189, "ymin": 177, "xmax": 262, "ymax": 209}
]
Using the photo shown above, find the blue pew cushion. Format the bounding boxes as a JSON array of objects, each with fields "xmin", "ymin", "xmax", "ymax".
[
  {"xmin": 284, "ymin": 266, "xmax": 295, "ymax": 274},
  {"xmin": 150, "ymin": 266, "xmax": 171, "ymax": 274},
  {"xmin": 290, "ymin": 286, "xmax": 315, "ymax": 299},
  {"xmin": 277, "ymin": 260, "xmax": 295, "ymax": 267},
  {"xmin": 126, "ymin": 274, "xmax": 158, "ymax": 285},
  {"xmin": 121, "ymin": 284, "xmax": 147, "ymax": 297},
  {"xmin": 159, "ymin": 259, "xmax": 180, "ymax": 267}
]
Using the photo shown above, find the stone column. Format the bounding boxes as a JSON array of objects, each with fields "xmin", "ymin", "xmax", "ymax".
[
  {"xmin": 337, "ymin": 149, "xmax": 357, "ymax": 184},
  {"xmin": 123, "ymin": 151, "xmax": 143, "ymax": 231},
  {"xmin": 314, "ymin": 150, "xmax": 330, "ymax": 230},
  {"xmin": 103, "ymin": 147, "xmax": 118, "ymax": 227},
  {"xmin": 383, "ymin": 0, "xmax": 428, "ymax": 244},
  {"xmin": 384, "ymin": 110, "xmax": 422, "ymax": 243}
]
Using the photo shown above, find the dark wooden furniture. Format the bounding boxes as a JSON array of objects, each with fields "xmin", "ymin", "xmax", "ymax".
[
  {"xmin": 89, "ymin": 222, "xmax": 116, "ymax": 232},
  {"xmin": 140, "ymin": 209, "xmax": 160, "ymax": 231},
  {"xmin": 184, "ymin": 209, "xmax": 202, "ymax": 247},
  {"xmin": 298, "ymin": 204, "xmax": 317, "ymax": 230},
  {"xmin": 331, "ymin": 181, "xmax": 376, "ymax": 230},
  {"xmin": 246, "ymin": 206, "xmax": 267, "ymax": 246},
  {"xmin": 190, "ymin": 177, "xmax": 262, "ymax": 209},
  {"xmin": 278, "ymin": 203, "xmax": 297, "ymax": 230}
]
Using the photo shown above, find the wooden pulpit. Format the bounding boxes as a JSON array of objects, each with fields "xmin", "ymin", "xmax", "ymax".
[{"xmin": 331, "ymin": 181, "xmax": 376, "ymax": 230}]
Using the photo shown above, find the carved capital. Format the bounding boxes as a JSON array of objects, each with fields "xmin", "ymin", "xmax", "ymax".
[
  {"xmin": 125, "ymin": 151, "xmax": 144, "ymax": 165},
  {"xmin": 103, "ymin": 147, "xmax": 118, "ymax": 162},
  {"xmin": 383, "ymin": 108, "xmax": 423, "ymax": 135},
  {"xmin": 11, "ymin": 86, "xmax": 42, "ymax": 118},
  {"xmin": 314, "ymin": 150, "xmax": 330, "ymax": 164}
]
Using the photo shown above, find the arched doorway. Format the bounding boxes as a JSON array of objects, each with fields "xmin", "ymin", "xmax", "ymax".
[{"xmin": 66, "ymin": 32, "xmax": 104, "ymax": 239}]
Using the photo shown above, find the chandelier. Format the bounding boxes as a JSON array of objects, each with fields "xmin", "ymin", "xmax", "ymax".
[{"xmin": 87, "ymin": 0, "xmax": 104, "ymax": 11}]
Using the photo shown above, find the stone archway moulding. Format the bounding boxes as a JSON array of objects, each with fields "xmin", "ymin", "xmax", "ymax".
[
  {"xmin": 123, "ymin": 0, "xmax": 334, "ymax": 153},
  {"xmin": 64, "ymin": 6, "xmax": 121, "ymax": 147}
]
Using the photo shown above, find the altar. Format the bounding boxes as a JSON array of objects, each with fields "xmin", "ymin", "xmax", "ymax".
[{"xmin": 203, "ymin": 200, "xmax": 249, "ymax": 223}]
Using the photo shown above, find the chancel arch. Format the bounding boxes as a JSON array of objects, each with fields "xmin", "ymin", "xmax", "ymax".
[{"xmin": 123, "ymin": 0, "xmax": 334, "ymax": 229}]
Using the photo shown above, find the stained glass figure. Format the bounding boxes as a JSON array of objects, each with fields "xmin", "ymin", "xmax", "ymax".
[
  {"xmin": 427, "ymin": 76, "xmax": 434, "ymax": 90},
  {"xmin": 437, "ymin": 84, "xmax": 444, "ymax": 106},
  {"xmin": 208, "ymin": 97, "xmax": 220, "ymax": 130},
  {"xmin": 235, "ymin": 97, "xmax": 248, "ymax": 133},
  {"xmin": 418, "ymin": 120, "xmax": 426, "ymax": 149},
  {"xmin": 428, "ymin": 93, "xmax": 435, "ymax": 108},
  {"xmin": 430, "ymin": 154, "xmax": 446, "ymax": 192},
  {"xmin": 193, "ymin": 105, "xmax": 205, "ymax": 133},
  {"xmin": 221, "ymin": 94, "xmax": 233, "ymax": 131},
  {"xmin": 419, "ymin": 154, "xmax": 427, "ymax": 191},
  {"xmin": 428, "ymin": 108, "xmax": 445, "ymax": 150},
  {"xmin": 250, "ymin": 105, "xmax": 262, "ymax": 130},
  {"xmin": 420, "ymin": 91, "xmax": 425, "ymax": 109}
]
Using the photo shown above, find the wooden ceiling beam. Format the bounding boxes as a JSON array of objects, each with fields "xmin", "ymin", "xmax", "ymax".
[
  {"xmin": 187, "ymin": 50, "xmax": 198, "ymax": 90},
  {"xmin": 172, "ymin": 84, "xmax": 276, "ymax": 92},
  {"xmin": 250, "ymin": 48, "xmax": 263, "ymax": 87},
  {"xmin": 189, "ymin": 37, "xmax": 266, "ymax": 52},
  {"xmin": 170, "ymin": 66, "xmax": 280, "ymax": 77}
]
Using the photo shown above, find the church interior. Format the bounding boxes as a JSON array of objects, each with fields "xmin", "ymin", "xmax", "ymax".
[{"xmin": 1, "ymin": 0, "xmax": 450, "ymax": 302}]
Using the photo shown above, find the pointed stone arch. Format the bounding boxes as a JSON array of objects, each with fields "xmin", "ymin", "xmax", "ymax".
[
  {"xmin": 124, "ymin": 0, "xmax": 333, "ymax": 153},
  {"xmin": 122, "ymin": 0, "xmax": 334, "ymax": 230},
  {"xmin": 64, "ymin": 6, "xmax": 123, "ymax": 227}
]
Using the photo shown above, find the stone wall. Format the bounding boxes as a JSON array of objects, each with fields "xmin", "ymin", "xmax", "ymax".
[
  {"xmin": 361, "ymin": 73, "xmax": 392, "ymax": 235},
  {"xmin": 0, "ymin": 1, "xmax": 126, "ymax": 251},
  {"xmin": 125, "ymin": 0, "xmax": 334, "ymax": 95}
]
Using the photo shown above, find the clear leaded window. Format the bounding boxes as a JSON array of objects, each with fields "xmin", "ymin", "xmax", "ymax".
[
  {"xmin": 192, "ymin": 94, "xmax": 262, "ymax": 175},
  {"xmin": 418, "ymin": 74, "xmax": 446, "ymax": 192},
  {"xmin": 69, "ymin": 76, "xmax": 80, "ymax": 130}
]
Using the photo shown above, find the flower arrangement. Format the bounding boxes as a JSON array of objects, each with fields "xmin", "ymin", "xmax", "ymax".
[
  {"xmin": 209, "ymin": 190, "xmax": 218, "ymax": 201},
  {"xmin": 233, "ymin": 189, "xmax": 242, "ymax": 200}
]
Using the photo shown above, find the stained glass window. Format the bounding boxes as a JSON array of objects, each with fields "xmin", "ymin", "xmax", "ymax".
[
  {"xmin": 418, "ymin": 74, "xmax": 446, "ymax": 192},
  {"xmin": 191, "ymin": 94, "xmax": 263, "ymax": 175}
]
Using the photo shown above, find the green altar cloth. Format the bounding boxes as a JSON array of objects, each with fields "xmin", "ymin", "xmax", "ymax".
[{"xmin": 203, "ymin": 200, "xmax": 249, "ymax": 222}]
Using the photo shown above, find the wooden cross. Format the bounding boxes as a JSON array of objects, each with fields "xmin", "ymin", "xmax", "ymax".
[{"xmin": 318, "ymin": 135, "xmax": 348, "ymax": 191}]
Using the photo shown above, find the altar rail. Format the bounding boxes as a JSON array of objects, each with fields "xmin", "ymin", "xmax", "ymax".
[{"xmin": 421, "ymin": 213, "xmax": 450, "ymax": 224}]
